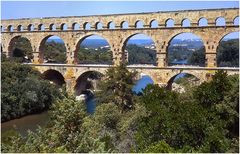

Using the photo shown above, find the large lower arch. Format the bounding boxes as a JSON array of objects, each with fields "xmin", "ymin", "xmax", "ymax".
[
  {"xmin": 8, "ymin": 36, "xmax": 33, "ymax": 62},
  {"xmin": 122, "ymin": 33, "xmax": 157, "ymax": 65},
  {"xmin": 167, "ymin": 32, "xmax": 205, "ymax": 66},
  {"xmin": 166, "ymin": 72, "xmax": 201, "ymax": 91},
  {"xmin": 74, "ymin": 71, "xmax": 103, "ymax": 96},
  {"xmin": 216, "ymin": 31, "xmax": 239, "ymax": 67},
  {"xmin": 74, "ymin": 34, "xmax": 113, "ymax": 64},
  {"xmin": 39, "ymin": 35, "xmax": 67, "ymax": 63},
  {"xmin": 42, "ymin": 69, "xmax": 65, "ymax": 87}
]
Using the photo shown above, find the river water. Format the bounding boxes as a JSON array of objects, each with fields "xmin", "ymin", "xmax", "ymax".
[
  {"xmin": 1, "ymin": 111, "xmax": 49, "ymax": 136},
  {"xmin": 1, "ymin": 75, "xmax": 155, "ymax": 136}
]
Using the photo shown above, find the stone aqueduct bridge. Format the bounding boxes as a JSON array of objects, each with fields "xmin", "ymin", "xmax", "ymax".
[{"xmin": 1, "ymin": 8, "xmax": 239, "ymax": 94}]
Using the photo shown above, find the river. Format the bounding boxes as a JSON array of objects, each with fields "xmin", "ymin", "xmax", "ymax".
[
  {"xmin": 0, "ymin": 75, "xmax": 158, "ymax": 136},
  {"xmin": 1, "ymin": 111, "xmax": 49, "ymax": 136}
]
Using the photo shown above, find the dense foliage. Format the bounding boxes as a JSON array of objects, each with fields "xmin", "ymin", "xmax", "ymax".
[
  {"xmin": 43, "ymin": 41, "xmax": 67, "ymax": 63},
  {"xmin": 168, "ymin": 39, "xmax": 239, "ymax": 67},
  {"xmin": 126, "ymin": 44, "xmax": 156, "ymax": 65},
  {"xmin": 96, "ymin": 63, "xmax": 137, "ymax": 111},
  {"xmin": 1, "ymin": 37, "xmax": 239, "ymax": 152},
  {"xmin": 217, "ymin": 39, "xmax": 239, "ymax": 67},
  {"xmin": 188, "ymin": 47, "xmax": 205, "ymax": 66},
  {"xmin": 2, "ymin": 63, "xmax": 239, "ymax": 153},
  {"xmin": 1, "ymin": 57, "xmax": 62, "ymax": 122},
  {"xmin": 10, "ymin": 37, "xmax": 33, "ymax": 62},
  {"xmin": 135, "ymin": 71, "xmax": 239, "ymax": 152},
  {"xmin": 77, "ymin": 47, "xmax": 112, "ymax": 64}
]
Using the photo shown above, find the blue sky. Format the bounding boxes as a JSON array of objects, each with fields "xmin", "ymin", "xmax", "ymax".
[
  {"xmin": 1, "ymin": 1, "xmax": 239, "ymax": 40},
  {"xmin": 1, "ymin": 1, "xmax": 239, "ymax": 19}
]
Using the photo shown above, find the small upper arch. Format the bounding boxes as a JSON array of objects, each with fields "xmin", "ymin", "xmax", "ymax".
[
  {"xmin": 121, "ymin": 21, "xmax": 129, "ymax": 29},
  {"xmin": 95, "ymin": 22, "xmax": 103, "ymax": 29},
  {"xmin": 28, "ymin": 24, "xmax": 34, "ymax": 31},
  {"xmin": 150, "ymin": 19, "xmax": 158, "ymax": 28},
  {"xmin": 17, "ymin": 25, "xmax": 24, "ymax": 31},
  {"xmin": 83, "ymin": 22, "xmax": 91, "ymax": 30},
  {"xmin": 182, "ymin": 18, "xmax": 191, "ymax": 27},
  {"xmin": 49, "ymin": 23, "xmax": 57, "ymax": 31},
  {"xmin": 72, "ymin": 22, "xmax": 80, "ymax": 30},
  {"xmin": 233, "ymin": 16, "xmax": 239, "ymax": 25},
  {"xmin": 135, "ymin": 20, "xmax": 144, "ymax": 28},
  {"xmin": 165, "ymin": 18, "xmax": 174, "ymax": 27},
  {"xmin": 7, "ymin": 25, "xmax": 14, "ymax": 32},
  {"xmin": 38, "ymin": 24, "xmax": 45, "ymax": 31},
  {"xmin": 0, "ymin": 25, "xmax": 4, "ymax": 32},
  {"xmin": 108, "ymin": 21, "xmax": 115, "ymax": 29},
  {"xmin": 198, "ymin": 17, "xmax": 208, "ymax": 27},
  {"xmin": 60, "ymin": 23, "xmax": 68, "ymax": 30},
  {"xmin": 216, "ymin": 17, "xmax": 226, "ymax": 26}
]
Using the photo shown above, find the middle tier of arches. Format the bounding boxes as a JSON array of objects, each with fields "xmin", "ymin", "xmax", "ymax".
[{"xmin": 3, "ymin": 27, "xmax": 239, "ymax": 67}]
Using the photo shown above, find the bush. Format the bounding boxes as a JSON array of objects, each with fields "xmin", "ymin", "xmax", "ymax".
[{"xmin": 1, "ymin": 59, "xmax": 62, "ymax": 122}]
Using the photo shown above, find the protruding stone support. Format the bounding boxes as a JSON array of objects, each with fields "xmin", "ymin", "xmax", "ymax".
[
  {"xmin": 65, "ymin": 42, "xmax": 76, "ymax": 64},
  {"xmin": 156, "ymin": 43, "xmax": 168, "ymax": 67},
  {"xmin": 32, "ymin": 52, "xmax": 40, "ymax": 64},
  {"xmin": 66, "ymin": 51, "xmax": 75, "ymax": 64},
  {"xmin": 113, "ymin": 52, "xmax": 122, "ymax": 66},
  {"xmin": 157, "ymin": 53, "xmax": 167, "ymax": 67},
  {"xmin": 64, "ymin": 68, "xmax": 76, "ymax": 95},
  {"xmin": 111, "ymin": 45, "xmax": 124, "ymax": 66},
  {"xmin": 206, "ymin": 53, "xmax": 216, "ymax": 67}
]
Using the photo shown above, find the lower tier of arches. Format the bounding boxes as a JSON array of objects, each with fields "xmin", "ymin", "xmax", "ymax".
[{"xmin": 34, "ymin": 64, "xmax": 239, "ymax": 95}]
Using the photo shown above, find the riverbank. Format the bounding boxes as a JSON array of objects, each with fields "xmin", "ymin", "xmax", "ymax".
[{"xmin": 1, "ymin": 111, "xmax": 49, "ymax": 136}]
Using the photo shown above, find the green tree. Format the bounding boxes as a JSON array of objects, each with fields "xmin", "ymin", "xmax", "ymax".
[
  {"xmin": 126, "ymin": 44, "xmax": 156, "ymax": 65},
  {"xmin": 96, "ymin": 63, "xmax": 137, "ymax": 111},
  {"xmin": 194, "ymin": 70, "xmax": 231, "ymax": 108},
  {"xmin": 135, "ymin": 83, "xmax": 231, "ymax": 153},
  {"xmin": 1, "ymin": 59, "xmax": 62, "ymax": 122},
  {"xmin": 188, "ymin": 47, "xmax": 205, "ymax": 66},
  {"xmin": 44, "ymin": 41, "xmax": 67, "ymax": 63},
  {"xmin": 77, "ymin": 47, "xmax": 112, "ymax": 64},
  {"xmin": 10, "ymin": 37, "xmax": 33, "ymax": 62},
  {"xmin": 217, "ymin": 39, "xmax": 239, "ymax": 67}
]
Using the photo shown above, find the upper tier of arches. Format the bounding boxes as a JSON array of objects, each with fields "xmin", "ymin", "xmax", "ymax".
[{"xmin": 1, "ymin": 10, "xmax": 238, "ymax": 32}]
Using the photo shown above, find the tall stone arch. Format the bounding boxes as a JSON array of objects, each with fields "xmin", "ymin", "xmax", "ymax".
[
  {"xmin": 164, "ymin": 30, "xmax": 206, "ymax": 67},
  {"xmin": 7, "ymin": 35, "xmax": 33, "ymax": 58},
  {"xmin": 120, "ymin": 31, "xmax": 158, "ymax": 64},
  {"xmin": 74, "ymin": 32, "xmax": 114, "ymax": 64}
]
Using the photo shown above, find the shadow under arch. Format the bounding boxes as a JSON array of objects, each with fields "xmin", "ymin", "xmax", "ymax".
[
  {"xmin": 38, "ymin": 35, "xmax": 67, "ymax": 63},
  {"xmin": 74, "ymin": 71, "xmax": 104, "ymax": 96},
  {"xmin": 122, "ymin": 33, "xmax": 157, "ymax": 65},
  {"xmin": 42, "ymin": 69, "xmax": 65, "ymax": 87},
  {"xmin": 74, "ymin": 34, "xmax": 112, "ymax": 64},
  {"xmin": 166, "ymin": 72, "xmax": 201, "ymax": 90},
  {"xmin": 166, "ymin": 32, "xmax": 206, "ymax": 66},
  {"xmin": 8, "ymin": 35, "xmax": 33, "ymax": 62}
]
